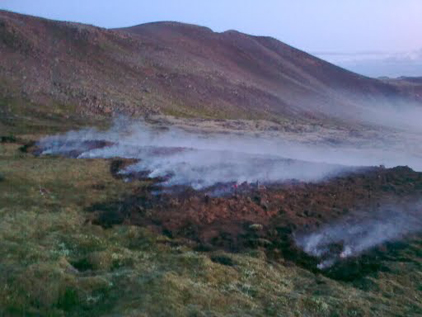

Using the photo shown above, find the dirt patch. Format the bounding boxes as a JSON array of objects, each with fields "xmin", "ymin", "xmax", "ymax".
[
  {"xmin": 109, "ymin": 159, "xmax": 140, "ymax": 180},
  {"xmin": 19, "ymin": 141, "xmax": 37, "ymax": 153}
]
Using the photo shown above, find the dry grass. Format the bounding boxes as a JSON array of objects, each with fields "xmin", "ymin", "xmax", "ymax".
[{"xmin": 0, "ymin": 136, "xmax": 421, "ymax": 316}]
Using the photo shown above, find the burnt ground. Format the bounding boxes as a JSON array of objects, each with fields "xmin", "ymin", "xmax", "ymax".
[
  {"xmin": 5, "ymin": 140, "xmax": 422, "ymax": 316},
  {"xmin": 88, "ymin": 161, "xmax": 422, "ymax": 283}
]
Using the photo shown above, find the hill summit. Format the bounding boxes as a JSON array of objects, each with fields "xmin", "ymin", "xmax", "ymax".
[{"xmin": 0, "ymin": 10, "xmax": 420, "ymax": 123}]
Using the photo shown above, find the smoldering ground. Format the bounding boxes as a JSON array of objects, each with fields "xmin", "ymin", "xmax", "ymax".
[
  {"xmin": 35, "ymin": 118, "xmax": 350, "ymax": 189},
  {"xmin": 36, "ymin": 117, "xmax": 422, "ymax": 190},
  {"xmin": 34, "ymin": 118, "xmax": 422, "ymax": 282},
  {"xmin": 295, "ymin": 203, "xmax": 422, "ymax": 269}
]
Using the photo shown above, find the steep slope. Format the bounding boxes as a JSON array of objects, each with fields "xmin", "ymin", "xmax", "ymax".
[{"xmin": 0, "ymin": 10, "xmax": 420, "ymax": 124}]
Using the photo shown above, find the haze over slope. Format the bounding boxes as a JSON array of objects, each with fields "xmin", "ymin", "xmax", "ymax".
[{"xmin": 0, "ymin": 10, "xmax": 421, "ymax": 124}]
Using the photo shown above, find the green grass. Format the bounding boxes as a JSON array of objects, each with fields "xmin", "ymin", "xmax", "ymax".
[
  {"xmin": 0, "ymin": 91, "xmax": 111, "ymax": 138},
  {"xmin": 0, "ymin": 131, "xmax": 421, "ymax": 315}
]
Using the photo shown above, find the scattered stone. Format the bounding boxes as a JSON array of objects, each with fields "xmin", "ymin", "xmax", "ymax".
[{"xmin": 249, "ymin": 223, "xmax": 263, "ymax": 231}]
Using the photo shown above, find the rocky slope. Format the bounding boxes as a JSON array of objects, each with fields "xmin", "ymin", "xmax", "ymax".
[{"xmin": 1, "ymin": 10, "xmax": 421, "ymax": 124}]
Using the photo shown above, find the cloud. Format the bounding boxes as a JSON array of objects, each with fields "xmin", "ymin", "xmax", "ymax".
[{"xmin": 316, "ymin": 49, "xmax": 422, "ymax": 77}]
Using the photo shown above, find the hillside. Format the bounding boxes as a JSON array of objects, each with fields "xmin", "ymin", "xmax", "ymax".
[
  {"xmin": 1, "ymin": 10, "xmax": 421, "ymax": 127},
  {"xmin": 1, "ymin": 10, "xmax": 422, "ymax": 317},
  {"xmin": 381, "ymin": 76, "xmax": 422, "ymax": 97}
]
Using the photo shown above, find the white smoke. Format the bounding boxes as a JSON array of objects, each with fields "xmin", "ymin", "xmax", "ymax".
[
  {"xmin": 36, "ymin": 117, "xmax": 422, "ymax": 189},
  {"xmin": 295, "ymin": 206, "xmax": 422, "ymax": 269},
  {"xmin": 37, "ymin": 119, "xmax": 352, "ymax": 189}
]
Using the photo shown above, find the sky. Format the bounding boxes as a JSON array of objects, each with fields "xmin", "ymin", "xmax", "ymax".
[{"xmin": 1, "ymin": 0, "xmax": 422, "ymax": 77}]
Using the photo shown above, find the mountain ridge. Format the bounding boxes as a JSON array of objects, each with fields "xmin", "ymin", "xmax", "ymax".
[{"xmin": 1, "ymin": 9, "xmax": 421, "ymax": 125}]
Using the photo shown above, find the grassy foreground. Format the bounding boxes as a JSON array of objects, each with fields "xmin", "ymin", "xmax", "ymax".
[{"xmin": 1, "ymin": 135, "xmax": 422, "ymax": 316}]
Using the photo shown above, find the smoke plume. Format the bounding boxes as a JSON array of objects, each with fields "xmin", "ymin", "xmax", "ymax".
[
  {"xmin": 36, "ymin": 117, "xmax": 422, "ymax": 189},
  {"xmin": 295, "ymin": 205, "xmax": 422, "ymax": 269}
]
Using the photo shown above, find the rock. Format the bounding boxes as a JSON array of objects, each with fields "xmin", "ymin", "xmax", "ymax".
[{"xmin": 249, "ymin": 223, "xmax": 263, "ymax": 231}]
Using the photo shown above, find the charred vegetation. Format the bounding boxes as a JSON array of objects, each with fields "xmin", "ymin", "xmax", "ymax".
[{"xmin": 87, "ymin": 161, "xmax": 422, "ymax": 282}]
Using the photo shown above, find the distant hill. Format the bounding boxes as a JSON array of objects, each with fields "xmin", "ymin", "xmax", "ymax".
[
  {"xmin": 380, "ymin": 77, "xmax": 422, "ymax": 99},
  {"xmin": 1, "ymin": 10, "xmax": 421, "ymax": 124},
  {"xmin": 397, "ymin": 76, "xmax": 422, "ymax": 84}
]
